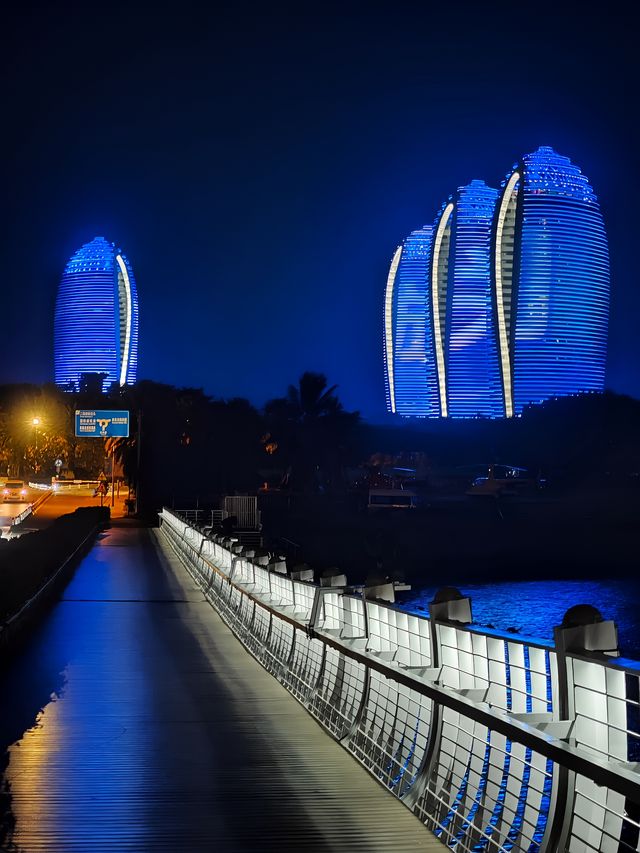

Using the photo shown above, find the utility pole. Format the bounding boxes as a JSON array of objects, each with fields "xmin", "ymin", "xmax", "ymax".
[
  {"xmin": 135, "ymin": 409, "xmax": 142, "ymax": 515},
  {"xmin": 110, "ymin": 444, "xmax": 115, "ymax": 507}
]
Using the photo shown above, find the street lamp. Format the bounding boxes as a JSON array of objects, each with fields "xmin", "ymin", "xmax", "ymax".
[{"xmin": 32, "ymin": 417, "xmax": 41, "ymax": 473}]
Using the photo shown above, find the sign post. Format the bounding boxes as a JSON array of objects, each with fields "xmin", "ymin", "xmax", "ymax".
[{"xmin": 75, "ymin": 411, "xmax": 130, "ymax": 511}]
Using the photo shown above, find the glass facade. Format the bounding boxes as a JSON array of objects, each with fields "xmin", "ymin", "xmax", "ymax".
[
  {"xmin": 509, "ymin": 147, "xmax": 609, "ymax": 414},
  {"xmin": 54, "ymin": 236, "xmax": 139, "ymax": 391},
  {"xmin": 384, "ymin": 147, "xmax": 609, "ymax": 418},
  {"xmin": 429, "ymin": 201, "xmax": 454, "ymax": 417},
  {"xmin": 447, "ymin": 180, "xmax": 502, "ymax": 418},
  {"xmin": 384, "ymin": 226, "xmax": 441, "ymax": 416}
]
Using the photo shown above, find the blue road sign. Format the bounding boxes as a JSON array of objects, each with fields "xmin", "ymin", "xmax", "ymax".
[{"xmin": 75, "ymin": 410, "xmax": 130, "ymax": 438}]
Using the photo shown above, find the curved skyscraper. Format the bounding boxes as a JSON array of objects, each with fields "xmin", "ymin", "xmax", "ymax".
[
  {"xmin": 384, "ymin": 146, "xmax": 609, "ymax": 417},
  {"xmin": 446, "ymin": 180, "xmax": 502, "ymax": 418},
  {"xmin": 428, "ymin": 200, "xmax": 453, "ymax": 417},
  {"xmin": 495, "ymin": 146, "xmax": 609, "ymax": 415},
  {"xmin": 54, "ymin": 237, "xmax": 139, "ymax": 391},
  {"xmin": 384, "ymin": 226, "xmax": 440, "ymax": 416}
]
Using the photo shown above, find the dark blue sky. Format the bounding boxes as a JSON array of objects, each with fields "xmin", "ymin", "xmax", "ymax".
[{"xmin": 2, "ymin": 3, "xmax": 636, "ymax": 419}]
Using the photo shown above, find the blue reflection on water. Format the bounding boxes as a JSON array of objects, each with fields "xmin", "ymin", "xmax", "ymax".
[{"xmin": 401, "ymin": 579, "xmax": 640, "ymax": 659}]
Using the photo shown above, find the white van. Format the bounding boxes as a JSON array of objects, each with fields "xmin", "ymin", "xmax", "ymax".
[{"xmin": 3, "ymin": 480, "xmax": 28, "ymax": 502}]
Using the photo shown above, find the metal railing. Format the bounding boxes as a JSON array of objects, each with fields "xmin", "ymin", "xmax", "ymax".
[
  {"xmin": 223, "ymin": 495, "xmax": 261, "ymax": 530},
  {"xmin": 158, "ymin": 508, "xmax": 640, "ymax": 852},
  {"xmin": 175, "ymin": 509, "xmax": 223, "ymax": 528}
]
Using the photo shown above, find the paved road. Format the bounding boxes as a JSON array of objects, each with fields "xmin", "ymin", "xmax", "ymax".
[
  {"xmin": 0, "ymin": 522, "xmax": 441, "ymax": 852},
  {"xmin": 1, "ymin": 490, "xmax": 128, "ymax": 536},
  {"xmin": 0, "ymin": 486, "xmax": 40, "ymax": 523},
  {"xmin": 26, "ymin": 494, "xmax": 107, "ymax": 530}
]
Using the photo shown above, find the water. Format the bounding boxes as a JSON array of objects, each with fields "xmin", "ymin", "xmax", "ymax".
[{"xmin": 401, "ymin": 579, "xmax": 640, "ymax": 659}]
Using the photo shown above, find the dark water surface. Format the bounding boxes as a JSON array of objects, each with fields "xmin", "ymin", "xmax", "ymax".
[{"xmin": 401, "ymin": 579, "xmax": 640, "ymax": 659}]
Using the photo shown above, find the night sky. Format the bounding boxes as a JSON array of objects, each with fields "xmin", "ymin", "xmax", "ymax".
[{"xmin": 2, "ymin": 4, "xmax": 636, "ymax": 420}]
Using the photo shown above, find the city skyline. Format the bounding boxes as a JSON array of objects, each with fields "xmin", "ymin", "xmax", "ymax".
[{"xmin": 1, "ymin": 4, "xmax": 636, "ymax": 419}]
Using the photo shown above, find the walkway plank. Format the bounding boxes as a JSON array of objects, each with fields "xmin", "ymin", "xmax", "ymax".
[{"xmin": 0, "ymin": 524, "xmax": 443, "ymax": 851}]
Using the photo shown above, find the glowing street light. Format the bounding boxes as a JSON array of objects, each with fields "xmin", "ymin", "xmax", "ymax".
[{"xmin": 32, "ymin": 417, "xmax": 42, "ymax": 473}]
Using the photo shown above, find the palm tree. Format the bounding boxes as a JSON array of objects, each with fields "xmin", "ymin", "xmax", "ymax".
[
  {"xmin": 265, "ymin": 373, "xmax": 359, "ymax": 492},
  {"xmin": 104, "ymin": 434, "xmax": 138, "ymax": 487}
]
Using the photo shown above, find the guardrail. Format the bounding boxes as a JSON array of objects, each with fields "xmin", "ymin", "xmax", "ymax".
[
  {"xmin": 29, "ymin": 480, "xmax": 92, "ymax": 489},
  {"xmin": 9, "ymin": 505, "xmax": 34, "ymax": 527},
  {"xmin": 158, "ymin": 507, "xmax": 640, "ymax": 852},
  {"xmin": 6, "ymin": 490, "xmax": 52, "ymax": 528},
  {"xmin": 176, "ymin": 509, "xmax": 224, "ymax": 528}
]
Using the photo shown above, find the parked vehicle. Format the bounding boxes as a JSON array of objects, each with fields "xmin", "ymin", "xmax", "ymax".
[
  {"xmin": 3, "ymin": 480, "xmax": 28, "ymax": 502},
  {"xmin": 466, "ymin": 465, "xmax": 538, "ymax": 496},
  {"xmin": 367, "ymin": 488, "xmax": 418, "ymax": 510}
]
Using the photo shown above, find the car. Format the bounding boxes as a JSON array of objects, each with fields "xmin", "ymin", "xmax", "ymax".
[
  {"xmin": 3, "ymin": 480, "xmax": 28, "ymax": 502},
  {"xmin": 465, "ymin": 464, "xmax": 537, "ymax": 497},
  {"xmin": 367, "ymin": 488, "xmax": 418, "ymax": 510}
]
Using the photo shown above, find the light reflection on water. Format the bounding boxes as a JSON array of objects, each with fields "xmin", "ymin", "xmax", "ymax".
[{"xmin": 401, "ymin": 579, "xmax": 640, "ymax": 659}]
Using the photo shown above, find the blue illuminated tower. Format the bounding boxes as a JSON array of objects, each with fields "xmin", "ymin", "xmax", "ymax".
[
  {"xmin": 384, "ymin": 226, "xmax": 441, "ymax": 416},
  {"xmin": 427, "ymin": 199, "xmax": 454, "ymax": 417},
  {"xmin": 494, "ymin": 146, "xmax": 609, "ymax": 415},
  {"xmin": 446, "ymin": 180, "xmax": 502, "ymax": 417},
  {"xmin": 54, "ymin": 237, "xmax": 139, "ymax": 391},
  {"xmin": 384, "ymin": 146, "xmax": 609, "ymax": 418}
]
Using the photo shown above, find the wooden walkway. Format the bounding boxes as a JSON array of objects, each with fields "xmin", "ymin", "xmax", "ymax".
[{"xmin": 0, "ymin": 524, "xmax": 443, "ymax": 851}]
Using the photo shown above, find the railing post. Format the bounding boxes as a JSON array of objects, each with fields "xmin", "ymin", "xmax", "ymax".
[
  {"xmin": 403, "ymin": 587, "xmax": 471, "ymax": 810},
  {"xmin": 540, "ymin": 604, "xmax": 619, "ymax": 852},
  {"xmin": 340, "ymin": 591, "xmax": 371, "ymax": 744}
]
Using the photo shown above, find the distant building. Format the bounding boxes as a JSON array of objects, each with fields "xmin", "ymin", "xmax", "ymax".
[
  {"xmin": 384, "ymin": 146, "xmax": 609, "ymax": 417},
  {"xmin": 54, "ymin": 236, "xmax": 139, "ymax": 391},
  {"xmin": 384, "ymin": 226, "xmax": 438, "ymax": 416},
  {"xmin": 445, "ymin": 180, "xmax": 502, "ymax": 418},
  {"xmin": 497, "ymin": 147, "xmax": 609, "ymax": 416}
]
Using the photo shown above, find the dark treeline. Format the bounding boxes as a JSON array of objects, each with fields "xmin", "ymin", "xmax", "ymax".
[
  {"xmin": 0, "ymin": 373, "xmax": 362, "ymax": 507},
  {"xmin": 2, "ymin": 377, "xmax": 640, "ymax": 511},
  {"xmin": 357, "ymin": 392, "xmax": 640, "ymax": 487}
]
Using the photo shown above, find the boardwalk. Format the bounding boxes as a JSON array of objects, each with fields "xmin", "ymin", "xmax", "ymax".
[{"xmin": 0, "ymin": 522, "xmax": 441, "ymax": 852}]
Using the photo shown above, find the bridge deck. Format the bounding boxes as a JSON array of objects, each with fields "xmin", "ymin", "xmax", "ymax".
[{"xmin": 0, "ymin": 523, "xmax": 442, "ymax": 851}]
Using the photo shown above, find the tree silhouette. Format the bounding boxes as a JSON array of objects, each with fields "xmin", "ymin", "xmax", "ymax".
[{"xmin": 265, "ymin": 372, "xmax": 359, "ymax": 491}]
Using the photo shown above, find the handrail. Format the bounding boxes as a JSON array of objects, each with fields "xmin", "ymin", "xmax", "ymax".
[{"xmin": 159, "ymin": 507, "xmax": 640, "ymax": 852}]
